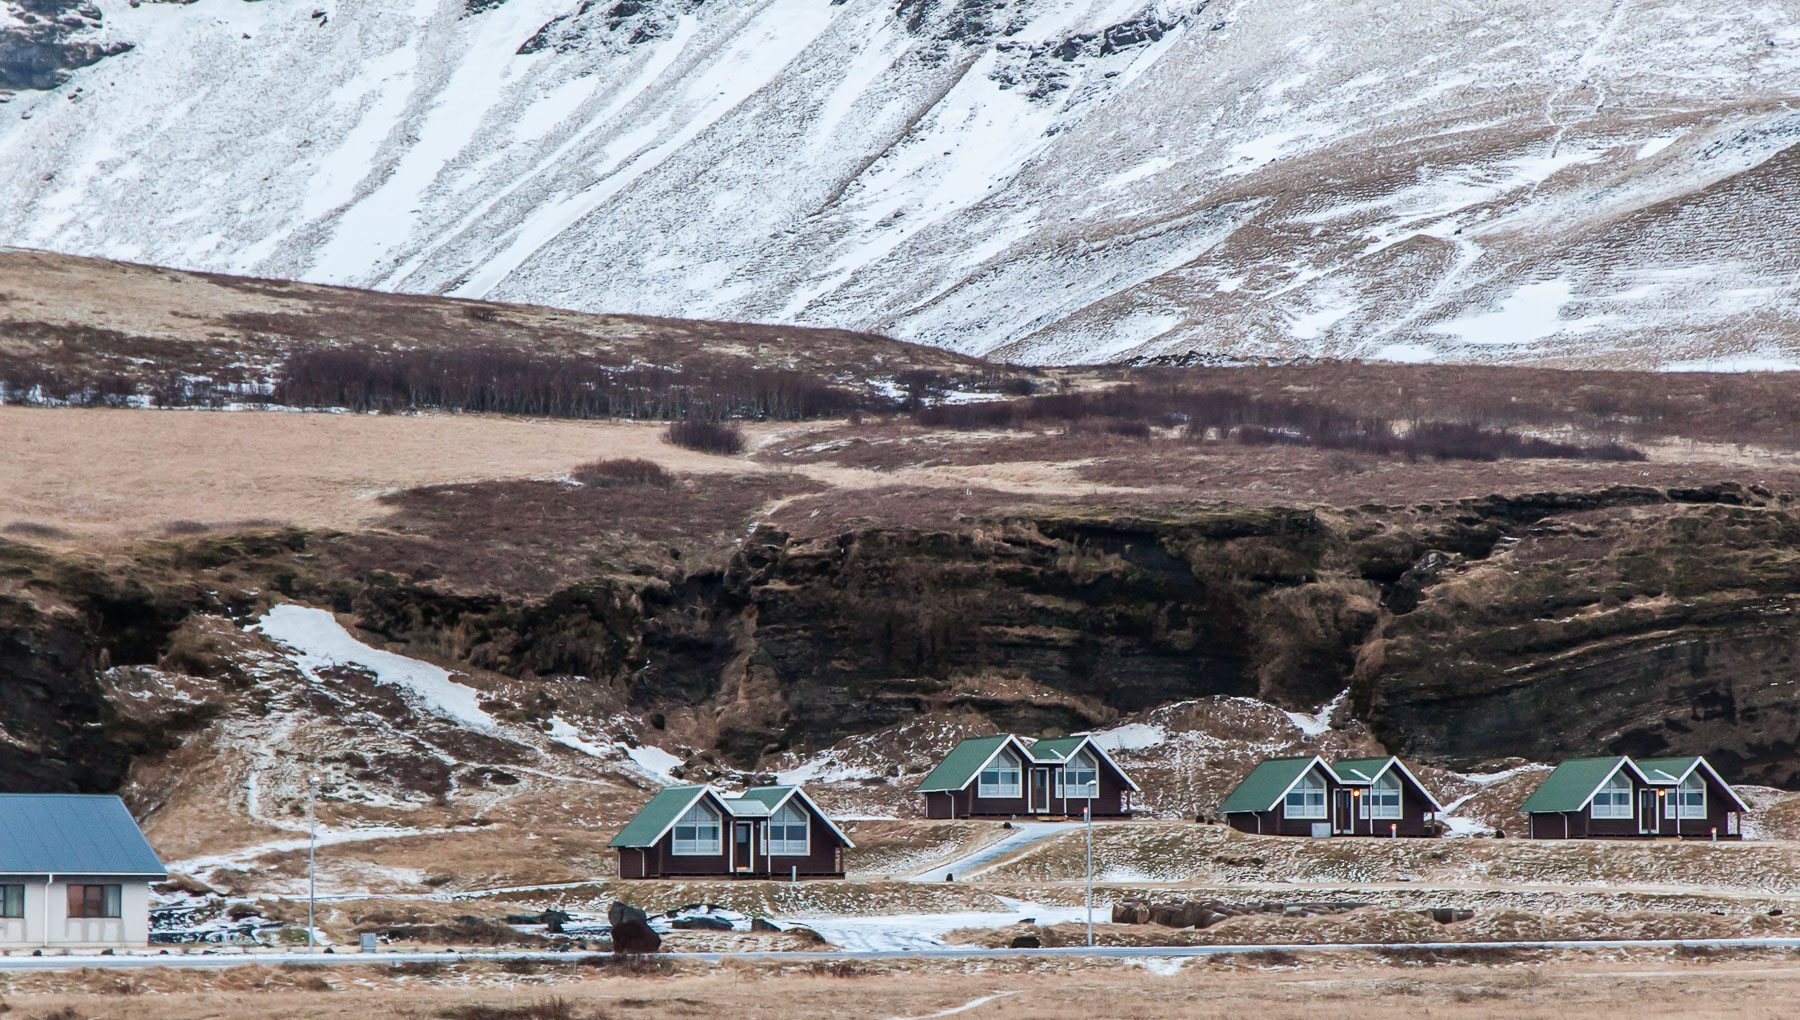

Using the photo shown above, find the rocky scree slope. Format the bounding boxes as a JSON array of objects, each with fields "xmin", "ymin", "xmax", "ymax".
[
  {"xmin": 1, "ymin": 0, "xmax": 1798, "ymax": 366},
  {"xmin": 8, "ymin": 481, "xmax": 1800, "ymax": 810}
]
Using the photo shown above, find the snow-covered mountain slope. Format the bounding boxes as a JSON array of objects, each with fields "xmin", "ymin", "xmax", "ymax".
[{"xmin": 1, "ymin": 0, "xmax": 1797, "ymax": 367}]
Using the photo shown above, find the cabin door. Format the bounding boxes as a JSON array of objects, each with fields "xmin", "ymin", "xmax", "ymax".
[
  {"xmin": 734, "ymin": 822, "xmax": 755, "ymax": 872},
  {"xmin": 1639, "ymin": 790, "xmax": 1658, "ymax": 835},
  {"xmin": 1333, "ymin": 789, "xmax": 1355, "ymax": 835},
  {"xmin": 1031, "ymin": 768, "xmax": 1051, "ymax": 813}
]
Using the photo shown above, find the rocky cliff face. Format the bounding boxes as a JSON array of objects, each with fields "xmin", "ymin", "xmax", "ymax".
[
  {"xmin": 6, "ymin": 482, "xmax": 1799, "ymax": 795},
  {"xmin": 0, "ymin": 0, "xmax": 128, "ymax": 92}
]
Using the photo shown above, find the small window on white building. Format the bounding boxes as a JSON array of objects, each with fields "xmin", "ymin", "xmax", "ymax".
[
  {"xmin": 672, "ymin": 801, "xmax": 722, "ymax": 855},
  {"xmin": 0, "ymin": 885, "xmax": 21, "ymax": 918},
  {"xmin": 1677, "ymin": 774, "xmax": 1706, "ymax": 819},
  {"xmin": 769, "ymin": 802, "xmax": 809, "ymax": 855},
  {"xmin": 1361, "ymin": 772, "xmax": 1402, "ymax": 820},
  {"xmin": 1058, "ymin": 750, "xmax": 1099, "ymax": 799},
  {"xmin": 1590, "ymin": 772, "xmax": 1634, "ymax": 819},
  {"xmin": 1285, "ymin": 771, "xmax": 1327, "ymax": 819},
  {"xmin": 978, "ymin": 750, "xmax": 1022, "ymax": 798},
  {"xmin": 67, "ymin": 884, "xmax": 121, "ymax": 919}
]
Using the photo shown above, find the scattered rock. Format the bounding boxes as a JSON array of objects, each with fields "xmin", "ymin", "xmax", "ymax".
[
  {"xmin": 672, "ymin": 916, "xmax": 733, "ymax": 931},
  {"xmin": 539, "ymin": 909, "xmax": 572, "ymax": 934},
  {"xmin": 610, "ymin": 918, "xmax": 660, "ymax": 955},
  {"xmin": 750, "ymin": 917, "xmax": 781, "ymax": 932}
]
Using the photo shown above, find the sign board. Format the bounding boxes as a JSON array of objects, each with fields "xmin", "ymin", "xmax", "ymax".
[{"xmin": 360, "ymin": 933, "xmax": 378, "ymax": 953}]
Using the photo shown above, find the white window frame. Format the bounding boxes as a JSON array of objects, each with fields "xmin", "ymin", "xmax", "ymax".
[
  {"xmin": 977, "ymin": 749, "xmax": 1022, "ymax": 799},
  {"xmin": 1057, "ymin": 750, "xmax": 1099, "ymax": 799},
  {"xmin": 672, "ymin": 801, "xmax": 722, "ymax": 855},
  {"xmin": 769, "ymin": 802, "xmax": 810, "ymax": 856},
  {"xmin": 1285, "ymin": 771, "xmax": 1327, "ymax": 820},
  {"xmin": 1360, "ymin": 772, "xmax": 1402, "ymax": 820},
  {"xmin": 1590, "ymin": 773, "xmax": 1634, "ymax": 819},
  {"xmin": 1677, "ymin": 775, "xmax": 1707, "ymax": 819}
]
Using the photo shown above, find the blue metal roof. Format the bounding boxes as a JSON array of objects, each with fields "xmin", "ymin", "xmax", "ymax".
[{"xmin": 0, "ymin": 795, "xmax": 166, "ymax": 876}]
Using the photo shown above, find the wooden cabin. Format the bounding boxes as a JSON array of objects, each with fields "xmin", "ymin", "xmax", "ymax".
[
  {"xmin": 609, "ymin": 785, "xmax": 853, "ymax": 879},
  {"xmin": 1522, "ymin": 756, "xmax": 1748, "ymax": 839},
  {"xmin": 917, "ymin": 734, "xmax": 1140, "ymax": 820},
  {"xmin": 1220, "ymin": 755, "xmax": 1443, "ymax": 837}
]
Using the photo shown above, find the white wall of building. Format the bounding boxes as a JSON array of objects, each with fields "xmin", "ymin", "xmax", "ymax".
[{"xmin": 0, "ymin": 876, "xmax": 153, "ymax": 948}]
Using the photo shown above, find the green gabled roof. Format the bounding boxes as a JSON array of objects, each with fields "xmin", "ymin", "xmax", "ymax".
[
  {"xmin": 1519, "ymin": 757, "xmax": 1635, "ymax": 814},
  {"xmin": 608, "ymin": 786, "xmax": 711, "ymax": 848},
  {"xmin": 1029, "ymin": 736, "xmax": 1086, "ymax": 762},
  {"xmin": 1633, "ymin": 756, "xmax": 1751, "ymax": 812},
  {"xmin": 734, "ymin": 786, "xmax": 796, "ymax": 809},
  {"xmin": 1634, "ymin": 757, "xmax": 1701, "ymax": 784},
  {"xmin": 1330, "ymin": 757, "xmax": 1393, "ymax": 784},
  {"xmin": 1220, "ymin": 757, "xmax": 1324, "ymax": 814},
  {"xmin": 917, "ymin": 735, "xmax": 1018, "ymax": 793}
]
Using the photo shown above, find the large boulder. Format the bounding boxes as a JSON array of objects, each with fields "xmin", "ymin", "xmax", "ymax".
[
  {"xmin": 611, "ymin": 919, "xmax": 661, "ymax": 955},
  {"xmin": 607, "ymin": 902, "xmax": 649, "ymax": 929}
]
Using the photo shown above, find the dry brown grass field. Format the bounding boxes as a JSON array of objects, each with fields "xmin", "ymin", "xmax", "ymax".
[{"xmin": 3, "ymin": 951, "xmax": 1799, "ymax": 1019}]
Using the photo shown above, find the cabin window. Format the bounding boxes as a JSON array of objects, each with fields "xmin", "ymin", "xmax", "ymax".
[
  {"xmin": 1591, "ymin": 773, "xmax": 1634, "ymax": 819},
  {"xmin": 1285, "ymin": 771, "xmax": 1327, "ymax": 819},
  {"xmin": 67, "ymin": 884, "xmax": 121, "ymax": 919},
  {"xmin": 1677, "ymin": 775, "xmax": 1706, "ymax": 819},
  {"xmin": 672, "ymin": 802, "xmax": 722, "ymax": 855},
  {"xmin": 1058, "ymin": 750, "xmax": 1099, "ymax": 799},
  {"xmin": 769, "ymin": 803, "xmax": 809, "ymax": 855},
  {"xmin": 1361, "ymin": 772, "xmax": 1402, "ymax": 820},
  {"xmin": 978, "ymin": 750, "xmax": 1022, "ymax": 798},
  {"xmin": 0, "ymin": 885, "xmax": 22, "ymax": 918}
]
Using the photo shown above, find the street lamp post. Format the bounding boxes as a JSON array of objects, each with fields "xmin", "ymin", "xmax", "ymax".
[
  {"xmin": 307, "ymin": 773, "xmax": 319, "ymax": 950},
  {"xmin": 1084, "ymin": 801, "xmax": 1093, "ymax": 948}
]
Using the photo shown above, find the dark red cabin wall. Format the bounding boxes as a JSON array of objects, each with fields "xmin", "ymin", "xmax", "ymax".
[
  {"xmin": 924, "ymin": 791, "xmax": 958, "ymax": 819},
  {"xmin": 768, "ymin": 809, "xmax": 847, "ymax": 876},
  {"xmin": 649, "ymin": 829, "xmax": 732, "ymax": 876}
]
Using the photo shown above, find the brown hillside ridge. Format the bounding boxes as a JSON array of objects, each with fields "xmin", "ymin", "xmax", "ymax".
[{"xmin": 0, "ymin": 249, "xmax": 1030, "ymax": 412}]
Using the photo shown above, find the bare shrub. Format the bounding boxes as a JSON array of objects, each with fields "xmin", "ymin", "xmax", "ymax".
[
  {"xmin": 440, "ymin": 998, "xmax": 582, "ymax": 1020},
  {"xmin": 162, "ymin": 520, "xmax": 213, "ymax": 535},
  {"xmin": 915, "ymin": 385, "xmax": 1646, "ymax": 462},
  {"xmin": 665, "ymin": 420, "xmax": 745, "ymax": 455},
  {"xmin": 572, "ymin": 458, "xmax": 672, "ymax": 488},
  {"xmin": 2, "ymin": 521, "xmax": 70, "ymax": 539},
  {"xmin": 276, "ymin": 346, "xmax": 864, "ymax": 421}
]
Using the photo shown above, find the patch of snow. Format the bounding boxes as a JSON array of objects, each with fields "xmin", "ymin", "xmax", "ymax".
[
  {"xmin": 1089, "ymin": 723, "xmax": 1166, "ymax": 753},
  {"xmin": 1429, "ymin": 280, "xmax": 1607, "ymax": 348},
  {"xmin": 1368, "ymin": 341, "xmax": 1439, "ymax": 364},
  {"xmin": 905, "ymin": 822, "xmax": 1079, "ymax": 882},
  {"xmin": 779, "ymin": 898, "xmax": 1097, "ymax": 952},
  {"xmin": 892, "ymin": 991, "xmax": 1022, "ymax": 1019},
  {"xmin": 1283, "ymin": 689, "xmax": 1348, "ymax": 737},
  {"xmin": 623, "ymin": 742, "xmax": 684, "ymax": 783},
  {"xmin": 1129, "ymin": 956, "xmax": 1188, "ymax": 976},
  {"xmin": 1635, "ymin": 135, "xmax": 1679, "ymax": 160},
  {"xmin": 253, "ymin": 605, "xmax": 498, "ymax": 732},
  {"xmin": 1657, "ymin": 352, "xmax": 1800, "ymax": 373}
]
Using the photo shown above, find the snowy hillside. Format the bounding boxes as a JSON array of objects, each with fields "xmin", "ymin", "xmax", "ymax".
[{"xmin": 1, "ymin": 0, "xmax": 1797, "ymax": 366}]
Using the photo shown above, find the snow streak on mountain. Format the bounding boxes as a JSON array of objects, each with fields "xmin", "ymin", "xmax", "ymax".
[{"xmin": 1, "ymin": 0, "xmax": 1797, "ymax": 366}]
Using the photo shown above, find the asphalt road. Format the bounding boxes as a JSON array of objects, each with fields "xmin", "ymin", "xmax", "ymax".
[{"xmin": 6, "ymin": 937, "xmax": 1800, "ymax": 970}]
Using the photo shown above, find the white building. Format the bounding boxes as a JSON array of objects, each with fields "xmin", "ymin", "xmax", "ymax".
[{"xmin": 0, "ymin": 794, "xmax": 166, "ymax": 949}]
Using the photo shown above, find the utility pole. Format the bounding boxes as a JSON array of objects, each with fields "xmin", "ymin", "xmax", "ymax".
[
  {"xmin": 307, "ymin": 773, "xmax": 319, "ymax": 950},
  {"xmin": 1084, "ymin": 801, "xmax": 1093, "ymax": 948}
]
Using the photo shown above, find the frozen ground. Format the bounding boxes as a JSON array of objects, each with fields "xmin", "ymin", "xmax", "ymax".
[
  {"xmin": 1, "ymin": 0, "xmax": 1797, "ymax": 367},
  {"xmin": 906, "ymin": 822, "xmax": 1081, "ymax": 882}
]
